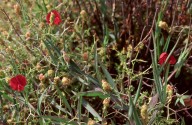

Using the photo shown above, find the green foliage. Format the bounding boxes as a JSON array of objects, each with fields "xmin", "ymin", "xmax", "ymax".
[{"xmin": 0, "ymin": 0, "xmax": 191, "ymax": 124}]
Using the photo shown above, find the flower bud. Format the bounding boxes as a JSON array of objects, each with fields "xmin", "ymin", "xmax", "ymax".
[
  {"xmin": 53, "ymin": 76, "xmax": 60, "ymax": 84},
  {"xmin": 47, "ymin": 69, "xmax": 54, "ymax": 77},
  {"xmin": 36, "ymin": 63, "xmax": 42, "ymax": 71},
  {"xmin": 39, "ymin": 22, "xmax": 45, "ymax": 29},
  {"xmin": 140, "ymin": 104, "xmax": 148, "ymax": 121},
  {"xmin": 39, "ymin": 73, "xmax": 45, "ymax": 81},
  {"xmin": 158, "ymin": 21, "xmax": 169, "ymax": 31},
  {"xmin": 7, "ymin": 119, "xmax": 13, "ymax": 124},
  {"xmin": 103, "ymin": 98, "xmax": 110, "ymax": 107},
  {"xmin": 102, "ymin": 80, "xmax": 111, "ymax": 91},
  {"xmin": 5, "ymin": 77, "xmax": 11, "ymax": 83},
  {"xmin": 13, "ymin": 4, "xmax": 21, "ymax": 15},
  {"xmin": 3, "ymin": 105, "xmax": 9, "ymax": 110},
  {"xmin": 87, "ymin": 118, "xmax": 96, "ymax": 125},
  {"xmin": 61, "ymin": 77, "xmax": 71, "ymax": 86},
  {"xmin": 80, "ymin": 10, "xmax": 87, "ymax": 21},
  {"xmin": 166, "ymin": 84, "xmax": 173, "ymax": 103},
  {"xmin": 25, "ymin": 31, "xmax": 31, "ymax": 40},
  {"xmin": 62, "ymin": 51, "xmax": 70, "ymax": 63},
  {"xmin": 82, "ymin": 52, "xmax": 88, "ymax": 61},
  {"xmin": 0, "ymin": 70, "xmax": 5, "ymax": 78}
]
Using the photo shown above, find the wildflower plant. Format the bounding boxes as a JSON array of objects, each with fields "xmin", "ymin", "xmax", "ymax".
[{"xmin": 0, "ymin": 0, "xmax": 192, "ymax": 124}]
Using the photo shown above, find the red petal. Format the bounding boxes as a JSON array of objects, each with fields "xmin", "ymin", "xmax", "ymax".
[
  {"xmin": 158, "ymin": 52, "xmax": 168, "ymax": 65},
  {"xmin": 54, "ymin": 17, "xmax": 61, "ymax": 25},
  {"xmin": 46, "ymin": 10, "xmax": 61, "ymax": 25},
  {"xmin": 9, "ymin": 75, "xmax": 27, "ymax": 92},
  {"xmin": 46, "ymin": 12, "xmax": 51, "ymax": 24},
  {"xmin": 159, "ymin": 52, "xmax": 168, "ymax": 59},
  {"xmin": 169, "ymin": 55, "xmax": 176, "ymax": 65}
]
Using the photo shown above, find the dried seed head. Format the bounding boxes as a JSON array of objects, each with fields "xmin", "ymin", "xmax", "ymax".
[
  {"xmin": 103, "ymin": 98, "xmax": 110, "ymax": 107},
  {"xmin": 13, "ymin": 4, "xmax": 21, "ymax": 15},
  {"xmin": 39, "ymin": 22, "xmax": 45, "ymax": 29},
  {"xmin": 80, "ymin": 10, "xmax": 87, "ymax": 20},
  {"xmin": 6, "ymin": 46, "xmax": 13, "ymax": 53},
  {"xmin": 127, "ymin": 44, "xmax": 133, "ymax": 52},
  {"xmin": 102, "ymin": 80, "xmax": 111, "ymax": 91},
  {"xmin": 47, "ymin": 69, "xmax": 54, "ymax": 77},
  {"xmin": 0, "ymin": 70, "xmax": 5, "ymax": 78},
  {"xmin": 3, "ymin": 105, "xmax": 9, "ymax": 110},
  {"xmin": 46, "ymin": 4, "xmax": 53, "ymax": 11},
  {"xmin": 5, "ymin": 77, "xmax": 11, "ymax": 83},
  {"xmin": 61, "ymin": 77, "xmax": 71, "ymax": 86},
  {"xmin": 36, "ymin": 62, "xmax": 42, "ymax": 71},
  {"xmin": 39, "ymin": 73, "xmax": 45, "ymax": 81},
  {"xmin": 7, "ymin": 119, "xmax": 13, "ymax": 124},
  {"xmin": 0, "ymin": 39, "xmax": 6, "ymax": 46},
  {"xmin": 166, "ymin": 84, "xmax": 173, "ymax": 103},
  {"xmin": 140, "ymin": 104, "xmax": 148, "ymax": 120},
  {"xmin": 80, "ymin": 10, "xmax": 86, "ymax": 16},
  {"xmin": 82, "ymin": 52, "xmax": 88, "ymax": 61},
  {"xmin": 62, "ymin": 51, "xmax": 70, "ymax": 63},
  {"xmin": 158, "ymin": 21, "xmax": 169, "ymax": 31},
  {"xmin": 53, "ymin": 76, "xmax": 60, "ymax": 84},
  {"xmin": 134, "ymin": 42, "xmax": 144, "ymax": 52},
  {"xmin": 87, "ymin": 118, "xmax": 96, "ymax": 125},
  {"xmin": 25, "ymin": 31, "xmax": 31, "ymax": 40}
]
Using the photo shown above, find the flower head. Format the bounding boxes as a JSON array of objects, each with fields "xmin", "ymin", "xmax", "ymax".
[
  {"xmin": 46, "ymin": 10, "xmax": 62, "ymax": 25},
  {"xmin": 9, "ymin": 75, "xmax": 27, "ymax": 92},
  {"xmin": 158, "ymin": 21, "xmax": 169, "ymax": 31},
  {"xmin": 158, "ymin": 52, "xmax": 176, "ymax": 65}
]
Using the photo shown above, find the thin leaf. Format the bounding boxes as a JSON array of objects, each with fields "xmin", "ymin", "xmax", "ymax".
[
  {"xmin": 55, "ymin": 86, "xmax": 73, "ymax": 115},
  {"xmin": 82, "ymin": 98, "xmax": 102, "ymax": 121},
  {"xmin": 100, "ymin": 62, "xmax": 116, "ymax": 90},
  {"xmin": 129, "ymin": 96, "xmax": 142, "ymax": 125},
  {"xmin": 39, "ymin": 116, "xmax": 78, "ymax": 125},
  {"xmin": 77, "ymin": 91, "xmax": 108, "ymax": 99}
]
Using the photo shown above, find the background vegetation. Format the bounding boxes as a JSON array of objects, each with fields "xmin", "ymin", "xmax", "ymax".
[{"xmin": 0, "ymin": 0, "xmax": 192, "ymax": 124}]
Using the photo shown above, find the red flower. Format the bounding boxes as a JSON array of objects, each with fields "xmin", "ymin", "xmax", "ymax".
[
  {"xmin": 9, "ymin": 75, "xmax": 27, "ymax": 92},
  {"xmin": 46, "ymin": 10, "xmax": 62, "ymax": 25},
  {"xmin": 158, "ymin": 52, "xmax": 176, "ymax": 65}
]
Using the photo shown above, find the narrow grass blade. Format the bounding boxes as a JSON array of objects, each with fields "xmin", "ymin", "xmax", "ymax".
[
  {"xmin": 129, "ymin": 96, "xmax": 142, "ymax": 125},
  {"xmin": 50, "ymin": 99, "xmax": 72, "ymax": 116},
  {"xmin": 39, "ymin": 116, "xmax": 78, "ymax": 125},
  {"xmin": 55, "ymin": 86, "xmax": 73, "ymax": 116},
  {"xmin": 100, "ymin": 62, "xmax": 117, "ymax": 90},
  {"xmin": 82, "ymin": 98, "xmax": 102, "ymax": 121},
  {"xmin": 77, "ymin": 91, "xmax": 109, "ymax": 99},
  {"xmin": 38, "ymin": 88, "xmax": 48, "ymax": 115}
]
